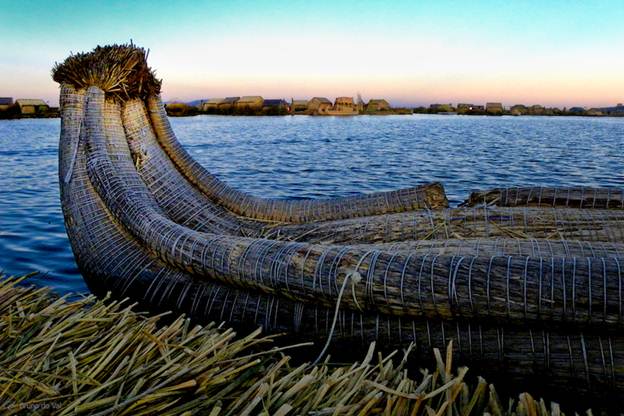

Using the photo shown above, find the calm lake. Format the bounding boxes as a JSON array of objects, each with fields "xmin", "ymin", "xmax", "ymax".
[{"xmin": 0, "ymin": 114, "xmax": 623, "ymax": 295}]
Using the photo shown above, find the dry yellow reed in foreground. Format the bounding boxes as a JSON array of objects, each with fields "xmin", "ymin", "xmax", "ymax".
[{"xmin": 0, "ymin": 275, "xmax": 581, "ymax": 415}]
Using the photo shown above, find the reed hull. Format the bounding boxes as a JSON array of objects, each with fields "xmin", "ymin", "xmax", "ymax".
[{"xmin": 54, "ymin": 45, "xmax": 624, "ymax": 399}]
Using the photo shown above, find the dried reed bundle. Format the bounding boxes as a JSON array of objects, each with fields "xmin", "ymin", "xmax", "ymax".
[
  {"xmin": 52, "ymin": 43, "xmax": 161, "ymax": 101},
  {"xmin": 0, "ymin": 276, "xmax": 612, "ymax": 415},
  {"xmin": 266, "ymin": 205, "xmax": 624, "ymax": 244},
  {"xmin": 352, "ymin": 238, "xmax": 624, "ymax": 258},
  {"xmin": 121, "ymin": 99, "xmax": 263, "ymax": 237},
  {"xmin": 145, "ymin": 94, "xmax": 449, "ymax": 223},
  {"xmin": 462, "ymin": 186, "xmax": 624, "ymax": 209}
]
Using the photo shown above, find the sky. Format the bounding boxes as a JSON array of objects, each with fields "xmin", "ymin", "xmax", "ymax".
[{"xmin": 1, "ymin": 0, "xmax": 623, "ymax": 107}]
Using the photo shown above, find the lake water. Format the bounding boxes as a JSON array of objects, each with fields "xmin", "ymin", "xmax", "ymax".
[{"xmin": 0, "ymin": 114, "xmax": 622, "ymax": 295}]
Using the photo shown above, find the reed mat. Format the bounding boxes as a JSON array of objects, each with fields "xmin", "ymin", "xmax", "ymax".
[{"xmin": 0, "ymin": 275, "xmax": 588, "ymax": 415}]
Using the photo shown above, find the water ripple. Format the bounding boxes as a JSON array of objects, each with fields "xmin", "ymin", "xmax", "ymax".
[{"xmin": 0, "ymin": 115, "xmax": 623, "ymax": 295}]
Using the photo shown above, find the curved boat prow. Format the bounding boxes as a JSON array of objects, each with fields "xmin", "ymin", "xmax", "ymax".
[{"xmin": 145, "ymin": 94, "xmax": 449, "ymax": 222}]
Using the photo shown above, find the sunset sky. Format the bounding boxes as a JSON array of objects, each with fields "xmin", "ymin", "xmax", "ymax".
[{"xmin": 1, "ymin": 0, "xmax": 623, "ymax": 107}]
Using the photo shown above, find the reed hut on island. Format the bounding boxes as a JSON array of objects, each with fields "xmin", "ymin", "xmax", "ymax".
[
  {"xmin": 602, "ymin": 103, "xmax": 624, "ymax": 115},
  {"xmin": 201, "ymin": 98, "xmax": 224, "ymax": 111},
  {"xmin": 262, "ymin": 99, "xmax": 289, "ymax": 110},
  {"xmin": 235, "ymin": 96, "xmax": 263, "ymax": 110},
  {"xmin": 201, "ymin": 97, "xmax": 240, "ymax": 112},
  {"xmin": 510, "ymin": 104, "xmax": 528, "ymax": 116},
  {"xmin": 527, "ymin": 104, "xmax": 548, "ymax": 115},
  {"xmin": 0, "ymin": 97, "xmax": 13, "ymax": 111},
  {"xmin": 220, "ymin": 96, "xmax": 239, "ymax": 110},
  {"xmin": 456, "ymin": 103, "xmax": 485, "ymax": 113},
  {"xmin": 485, "ymin": 102, "xmax": 504, "ymax": 114},
  {"xmin": 290, "ymin": 99, "xmax": 309, "ymax": 114},
  {"xmin": 366, "ymin": 98, "xmax": 390, "ymax": 112},
  {"xmin": 15, "ymin": 98, "xmax": 48, "ymax": 114},
  {"xmin": 331, "ymin": 96, "xmax": 358, "ymax": 114},
  {"xmin": 307, "ymin": 97, "xmax": 332, "ymax": 114}
]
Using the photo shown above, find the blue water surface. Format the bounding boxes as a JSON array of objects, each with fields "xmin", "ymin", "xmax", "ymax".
[{"xmin": 0, "ymin": 115, "xmax": 622, "ymax": 294}]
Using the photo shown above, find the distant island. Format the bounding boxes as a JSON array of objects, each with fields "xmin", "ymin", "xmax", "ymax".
[
  {"xmin": 414, "ymin": 102, "xmax": 624, "ymax": 117},
  {"xmin": 167, "ymin": 97, "xmax": 624, "ymax": 117},
  {"xmin": 1, "ymin": 94, "xmax": 623, "ymax": 119},
  {"xmin": 165, "ymin": 96, "xmax": 412, "ymax": 117}
]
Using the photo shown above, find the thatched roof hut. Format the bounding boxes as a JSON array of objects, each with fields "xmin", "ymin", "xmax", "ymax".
[
  {"xmin": 15, "ymin": 98, "xmax": 48, "ymax": 114},
  {"xmin": 201, "ymin": 97, "xmax": 240, "ymax": 111},
  {"xmin": 0, "ymin": 97, "xmax": 13, "ymax": 111},
  {"xmin": 236, "ymin": 96, "xmax": 263, "ymax": 108},
  {"xmin": 485, "ymin": 102, "xmax": 504, "ymax": 113},
  {"xmin": 291, "ymin": 99, "xmax": 309, "ymax": 113},
  {"xmin": 366, "ymin": 98, "xmax": 390, "ymax": 112}
]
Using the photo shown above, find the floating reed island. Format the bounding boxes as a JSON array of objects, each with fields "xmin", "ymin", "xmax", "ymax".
[
  {"xmin": 0, "ymin": 276, "xmax": 582, "ymax": 415},
  {"xmin": 52, "ymin": 44, "xmax": 624, "ymax": 404}
]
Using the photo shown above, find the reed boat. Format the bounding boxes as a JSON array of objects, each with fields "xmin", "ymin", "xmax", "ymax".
[{"xmin": 54, "ymin": 44, "xmax": 624, "ymax": 400}]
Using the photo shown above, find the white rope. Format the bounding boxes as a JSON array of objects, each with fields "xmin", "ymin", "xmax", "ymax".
[
  {"xmin": 311, "ymin": 270, "xmax": 362, "ymax": 366},
  {"xmin": 64, "ymin": 101, "xmax": 85, "ymax": 184}
]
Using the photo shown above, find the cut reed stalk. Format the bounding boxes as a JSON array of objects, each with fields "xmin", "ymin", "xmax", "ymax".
[
  {"xmin": 0, "ymin": 276, "xmax": 613, "ymax": 415},
  {"xmin": 52, "ymin": 43, "xmax": 161, "ymax": 101}
]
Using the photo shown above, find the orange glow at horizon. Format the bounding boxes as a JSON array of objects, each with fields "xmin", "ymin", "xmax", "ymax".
[
  {"xmin": 150, "ymin": 34, "xmax": 624, "ymax": 108},
  {"xmin": 2, "ymin": 2, "xmax": 623, "ymax": 109}
]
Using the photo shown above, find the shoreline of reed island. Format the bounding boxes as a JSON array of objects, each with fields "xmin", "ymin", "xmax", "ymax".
[
  {"xmin": 165, "ymin": 96, "xmax": 413, "ymax": 117},
  {"xmin": 165, "ymin": 101, "xmax": 624, "ymax": 118},
  {"xmin": 2, "ymin": 101, "xmax": 622, "ymax": 119},
  {"xmin": 165, "ymin": 106, "xmax": 413, "ymax": 117},
  {"xmin": 415, "ymin": 102, "xmax": 624, "ymax": 117},
  {"xmin": 0, "ymin": 274, "xmax": 604, "ymax": 415}
]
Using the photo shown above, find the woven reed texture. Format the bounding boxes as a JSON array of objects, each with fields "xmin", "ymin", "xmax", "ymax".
[
  {"xmin": 146, "ymin": 95, "xmax": 449, "ymax": 223},
  {"xmin": 121, "ymin": 98, "xmax": 262, "ymax": 237},
  {"xmin": 265, "ymin": 206, "xmax": 624, "ymax": 244},
  {"xmin": 463, "ymin": 186, "xmax": 624, "ymax": 209},
  {"xmin": 55, "ymin": 45, "xmax": 624, "ymax": 398}
]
